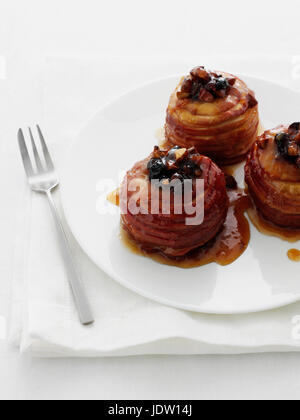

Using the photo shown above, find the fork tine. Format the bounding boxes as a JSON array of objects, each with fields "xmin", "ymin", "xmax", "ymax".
[
  {"xmin": 18, "ymin": 129, "xmax": 34, "ymax": 177},
  {"xmin": 36, "ymin": 125, "xmax": 55, "ymax": 171},
  {"xmin": 29, "ymin": 127, "xmax": 44, "ymax": 172}
]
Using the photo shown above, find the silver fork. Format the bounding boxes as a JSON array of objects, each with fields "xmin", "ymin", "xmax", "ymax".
[{"xmin": 18, "ymin": 125, "xmax": 94, "ymax": 325}]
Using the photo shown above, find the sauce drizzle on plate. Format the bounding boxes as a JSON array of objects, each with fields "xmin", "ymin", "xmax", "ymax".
[
  {"xmin": 287, "ymin": 249, "xmax": 300, "ymax": 262},
  {"xmin": 120, "ymin": 188, "xmax": 251, "ymax": 268}
]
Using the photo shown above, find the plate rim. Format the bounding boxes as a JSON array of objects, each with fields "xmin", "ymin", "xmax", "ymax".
[{"xmin": 60, "ymin": 74, "xmax": 300, "ymax": 315}]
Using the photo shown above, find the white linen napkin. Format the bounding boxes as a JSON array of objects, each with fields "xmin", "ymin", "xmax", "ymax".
[{"xmin": 10, "ymin": 56, "xmax": 300, "ymax": 357}]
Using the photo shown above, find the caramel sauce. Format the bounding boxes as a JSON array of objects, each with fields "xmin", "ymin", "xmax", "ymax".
[
  {"xmin": 247, "ymin": 203, "xmax": 300, "ymax": 242},
  {"xmin": 287, "ymin": 249, "xmax": 300, "ymax": 262},
  {"xmin": 119, "ymin": 189, "xmax": 251, "ymax": 268},
  {"xmin": 109, "ymin": 122, "xmax": 265, "ymax": 268},
  {"xmin": 247, "ymin": 204, "xmax": 300, "ymax": 263}
]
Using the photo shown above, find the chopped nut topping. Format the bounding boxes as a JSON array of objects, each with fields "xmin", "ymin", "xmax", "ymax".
[
  {"xmin": 176, "ymin": 66, "xmax": 236, "ymax": 103},
  {"xmin": 174, "ymin": 148, "xmax": 187, "ymax": 160}
]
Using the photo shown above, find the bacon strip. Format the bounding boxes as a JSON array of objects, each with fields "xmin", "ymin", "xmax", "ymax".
[
  {"xmin": 245, "ymin": 126, "xmax": 300, "ymax": 228},
  {"xmin": 120, "ymin": 152, "xmax": 228, "ymax": 257}
]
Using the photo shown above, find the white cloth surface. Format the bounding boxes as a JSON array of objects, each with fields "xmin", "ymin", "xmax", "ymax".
[{"xmin": 10, "ymin": 56, "xmax": 300, "ymax": 357}]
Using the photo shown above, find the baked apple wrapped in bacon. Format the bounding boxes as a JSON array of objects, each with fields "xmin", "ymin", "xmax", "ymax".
[
  {"xmin": 245, "ymin": 123, "xmax": 300, "ymax": 228},
  {"xmin": 165, "ymin": 66, "xmax": 259, "ymax": 165},
  {"xmin": 120, "ymin": 146, "xmax": 228, "ymax": 257}
]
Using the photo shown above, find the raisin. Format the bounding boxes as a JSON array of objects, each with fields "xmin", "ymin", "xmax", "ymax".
[
  {"xmin": 275, "ymin": 132, "xmax": 290, "ymax": 157},
  {"xmin": 214, "ymin": 77, "xmax": 229, "ymax": 91},
  {"xmin": 147, "ymin": 158, "xmax": 166, "ymax": 180}
]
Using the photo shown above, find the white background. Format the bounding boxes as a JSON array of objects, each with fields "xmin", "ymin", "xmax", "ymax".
[{"xmin": 1, "ymin": 0, "xmax": 300, "ymax": 400}]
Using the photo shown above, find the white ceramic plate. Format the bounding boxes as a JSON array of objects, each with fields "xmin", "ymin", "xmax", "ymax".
[{"xmin": 60, "ymin": 75, "xmax": 300, "ymax": 314}]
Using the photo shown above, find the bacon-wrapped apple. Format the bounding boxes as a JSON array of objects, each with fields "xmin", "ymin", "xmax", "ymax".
[
  {"xmin": 165, "ymin": 66, "xmax": 259, "ymax": 165},
  {"xmin": 120, "ymin": 146, "xmax": 228, "ymax": 257},
  {"xmin": 245, "ymin": 123, "xmax": 300, "ymax": 228}
]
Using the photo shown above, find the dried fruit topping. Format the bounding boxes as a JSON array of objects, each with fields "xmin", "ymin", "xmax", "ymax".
[
  {"xmin": 288, "ymin": 122, "xmax": 300, "ymax": 142},
  {"xmin": 176, "ymin": 66, "xmax": 236, "ymax": 103},
  {"xmin": 198, "ymin": 88, "xmax": 215, "ymax": 102},
  {"xmin": 275, "ymin": 122, "xmax": 300, "ymax": 167},
  {"xmin": 227, "ymin": 77, "xmax": 237, "ymax": 86},
  {"xmin": 225, "ymin": 174, "xmax": 238, "ymax": 190},
  {"xmin": 147, "ymin": 146, "xmax": 202, "ymax": 182},
  {"xmin": 147, "ymin": 158, "xmax": 165, "ymax": 179},
  {"xmin": 181, "ymin": 77, "xmax": 193, "ymax": 93},
  {"xmin": 190, "ymin": 67, "xmax": 211, "ymax": 81}
]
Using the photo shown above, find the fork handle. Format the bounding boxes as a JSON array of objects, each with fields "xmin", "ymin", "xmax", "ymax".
[{"xmin": 46, "ymin": 190, "xmax": 94, "ymax": 325}]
